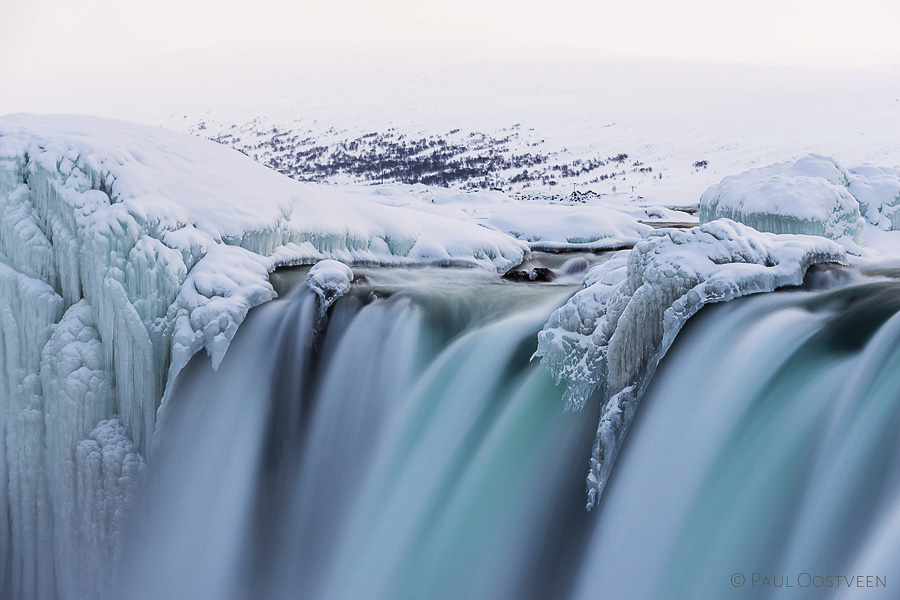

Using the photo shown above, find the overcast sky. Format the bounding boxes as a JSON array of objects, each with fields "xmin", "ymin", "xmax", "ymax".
[{"xmin": 2, "ymin": 0, "xmax": 899, "ymax": 72}]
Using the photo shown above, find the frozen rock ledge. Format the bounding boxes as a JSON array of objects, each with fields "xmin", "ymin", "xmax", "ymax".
[{"xmin": 535, "ymin": 219, "xmax": 847, "ymax": 508}]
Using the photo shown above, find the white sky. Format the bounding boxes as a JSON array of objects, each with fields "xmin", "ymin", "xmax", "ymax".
[{"xmin": 2, "ymin": 0, "xmax": 899, "ymax": 72}]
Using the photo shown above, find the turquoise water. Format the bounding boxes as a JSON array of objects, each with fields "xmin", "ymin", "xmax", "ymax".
[
  {"xmin": 114, "ymin": 268, "xmax": 596, "ymax": 600},
  {"xmin": 113, "ymin": 269, "xmax": 900, "ymax": 600},
  {"xmin": 575, "ymin": 281, "xmax": 900, "ymax": 600}
]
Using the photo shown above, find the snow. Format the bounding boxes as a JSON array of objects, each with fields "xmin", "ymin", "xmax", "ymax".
[
  {"xmin": 699, "ymin": 155, "xmax": 864, "ymax": 250},
  {"xmin": 336, "ymin": 183, "xmax": 660, "ymax": 249},
  {"xmin": 848, "ymin": 164, "xmax": 900, "ymax": 230},
  {"xmin": 700, "ymin": 154, "xmax": 900, "ymax": 254},
  {"xmin": 535, "ymin": 219, "xmax": 847, "ymax": 508},
  {"xmin": 6, "ymin": 49, "xmax": 899, "ymax": 210},
  {"xmin": 487, "ymin": 205, "xmax": 652, "ymax": 251}
]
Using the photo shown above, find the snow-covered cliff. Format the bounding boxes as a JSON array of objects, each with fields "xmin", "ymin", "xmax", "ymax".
[{"xmin": 0, "ymin": 114, "xmax": 530, "ymax": 599}]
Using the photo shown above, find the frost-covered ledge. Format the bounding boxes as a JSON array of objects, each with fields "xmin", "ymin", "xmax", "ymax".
[
  {"xmin": 0, "ymin": 114, "xmax": 527, "ymax": 599},
  {"xmin": 535, "ymin": 219, "xmax": 846, "ymax": 509}
]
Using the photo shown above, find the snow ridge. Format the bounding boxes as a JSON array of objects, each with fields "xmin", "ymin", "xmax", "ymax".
[{"xmin": 535, "ymin": 219, "xmax": 846, "ymax": 508}]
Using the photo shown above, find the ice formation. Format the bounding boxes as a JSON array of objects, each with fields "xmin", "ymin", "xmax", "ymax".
[
  {"xmin": 535, "ymin": 219, "xmax": 847, "ymax": 508},
  {"xmin": 0, "ymin": 114, "xmax": 527, "ymax": 599},
  {"xmin": 486, "ymin": 205, "xmax": 652, "ymax": 251},
  {"xmin": 847, "ymin": 164, "xmax": 900, "ymax": 231},
  {"xmin": 700, "ymin": 154, "xmax": 900, "ymax": 252}
]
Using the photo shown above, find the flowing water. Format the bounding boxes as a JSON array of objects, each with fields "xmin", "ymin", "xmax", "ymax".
[
  {"xmin": 575, "ymin": 278, "xmax": 900, "ymax": 600},
  {"xmin": 113, "ymin": 266, "xmax": 597, "ymax": 600},
  {"xmin": 111, "ymin": 265, "xmax": 900, "ymax": 600}
]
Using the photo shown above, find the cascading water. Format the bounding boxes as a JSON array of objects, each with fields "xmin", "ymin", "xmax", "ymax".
[
  {"xmin": 573, "ymin": 277, "xmax": 900, "ymax": 600},
  {"xmin": 109, "ymin": 264, "xmax": 900, "ymax": 600},
  {"xmin": 111, "ymin": 265, "xmax": 598, "ymax": 600}
]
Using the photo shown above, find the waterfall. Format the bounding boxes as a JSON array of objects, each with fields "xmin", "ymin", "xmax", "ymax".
[
  {"xmin": 573, "ymin": 279, "xmax": 900, "ymax": 599},
  {"xmin": 109, "ymin": 267, "xmax": 900, "ymax": 600},
  {"xmin": 111, "ymin": 267, "xmax": 597, "ymax": 600}
]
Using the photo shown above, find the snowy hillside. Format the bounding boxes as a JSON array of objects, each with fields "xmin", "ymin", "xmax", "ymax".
[
  {"xmin": 4, "ymin": 48, "xmax": 899, "ymax": 208},
  {"xmin": 129, "ymin": 56, "xmax": 900, "ymax": 209}
]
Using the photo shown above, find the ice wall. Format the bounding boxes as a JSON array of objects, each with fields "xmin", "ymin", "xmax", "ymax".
[
  {"xmin": 0, "ymin": 114, "xmax": 527, "ymax": 599},
  {"xmin": 535, "ymin": 219, "xmax": 846, "ymax": 508}
]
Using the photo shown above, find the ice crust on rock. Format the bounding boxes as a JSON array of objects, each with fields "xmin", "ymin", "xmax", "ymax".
[
  {"xmin": 0, "ymin": 114, "xmax": 528, "ymax": 599},
  {"xmin": 535, "ymin": 219, "xmax": 847, "ymax": 508},
  {"xmin": 700, "ymin": 154, "xmax": 900, "ymax": 252},
  {"xmin": 305, "ymin": 260, "xmax": 353, "ymax": 315},
  {"xmin": 340, "ymin": 183, "xmax": 676, "ymax": 251}
]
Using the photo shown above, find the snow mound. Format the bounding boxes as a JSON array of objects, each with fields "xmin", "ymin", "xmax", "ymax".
[
  {"xmin": 535, "ymin": 219, "xmax": 846, "ymax": 508},
  {"xmin": 700, "ymin": 154, "xmax": 900, "ymax": 253},
  {"xmin": 0, "ymin": 113, "xmax": 527, "ymax": 597},
  {"xmin": 487, "ymin": 204, "xmax": 652, "ymax": 251},
  {"xmin": 306, "ymin": 259, "xmax": 353, "ymax": 313},
  {"xmin": 699, "ymin": 155, "xmax": 864, "ymax": 250}
]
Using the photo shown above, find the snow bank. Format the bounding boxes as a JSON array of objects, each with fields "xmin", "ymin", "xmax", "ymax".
[
  {"xmin": 0, "ymin": 113, "xmax": 527, "ymax": 599},
  {"xmin": 535, "ymin": 219, "xmax": 846, "ymax": 508},
  {"xmin": 700, "ymin": 154, "xmax": 900, "ymax": 253},
  {"xmin": 487, "ymin": 204, "xmax": 652, "ymax": 251}
]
